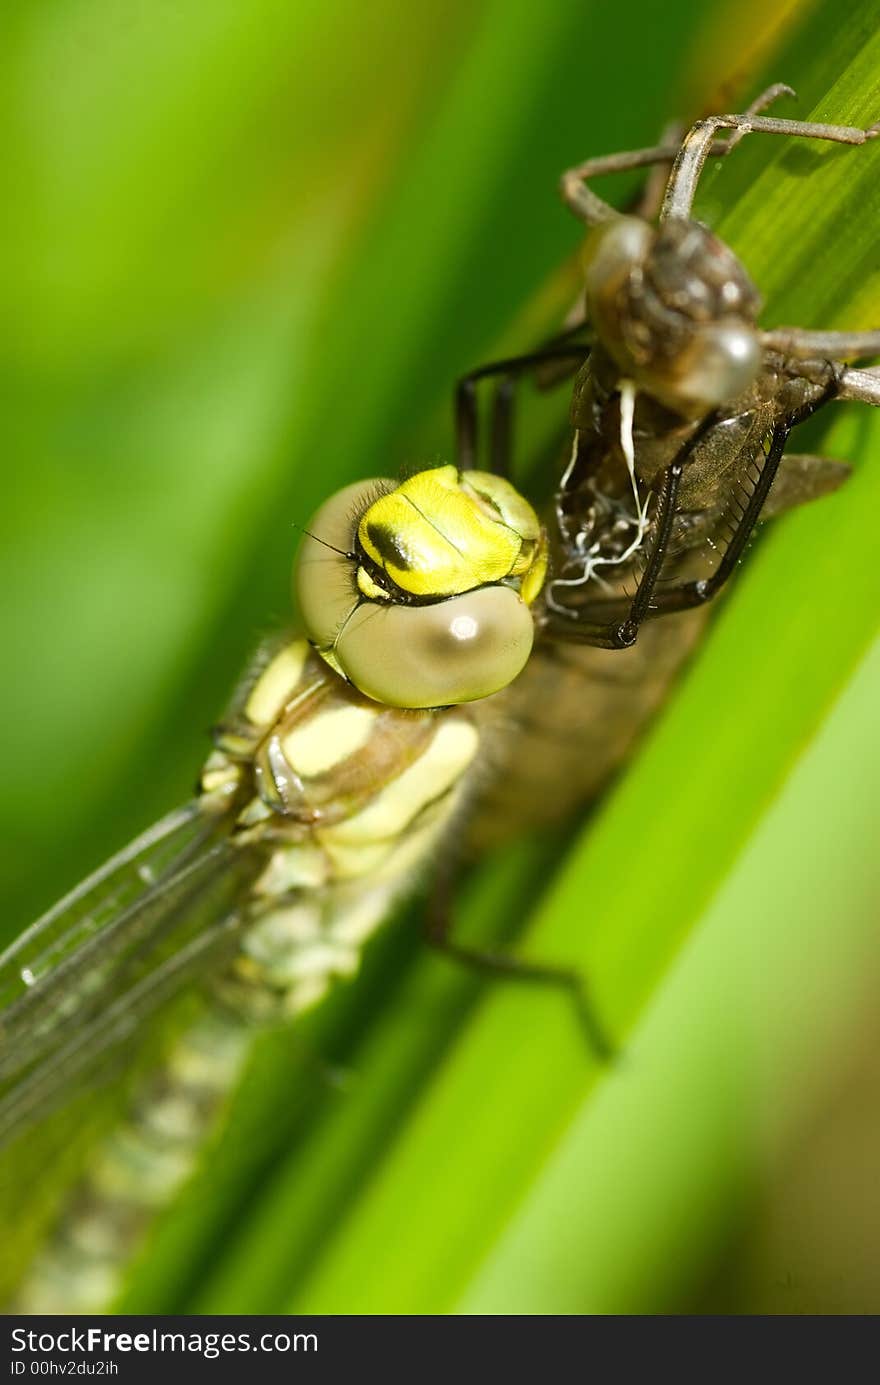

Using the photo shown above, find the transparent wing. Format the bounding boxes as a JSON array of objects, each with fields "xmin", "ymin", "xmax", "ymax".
[
  {"xmin": 0, "ymin": 802, "xmax": 210, "ymax": 1013},
  {"xmin": 0, "ymin": 802, "xmax": 263, "ymax": 1149}
]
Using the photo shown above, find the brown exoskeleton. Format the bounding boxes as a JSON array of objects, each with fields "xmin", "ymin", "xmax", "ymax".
[
  {"xmin": 456, "ymin": 85, "xmax": 880, "ymax": 656},
  {"xmin": 423, "ymin": 88, "xmax": 879, "ymax": 1035}
]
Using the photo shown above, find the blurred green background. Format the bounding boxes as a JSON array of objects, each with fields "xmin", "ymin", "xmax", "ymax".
[{"xmin": 1, "ymin": 0, "xmax": 879, "ymax": 1314}]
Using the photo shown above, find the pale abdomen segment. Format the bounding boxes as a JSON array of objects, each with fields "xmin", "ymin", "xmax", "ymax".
[
  {"xmin": 469, "ymin": 609, "xmax": 709, "ymax": 850},
  {"xmin": 12, "ymin": 640, "xmax": 480, "ymax": 1313}
]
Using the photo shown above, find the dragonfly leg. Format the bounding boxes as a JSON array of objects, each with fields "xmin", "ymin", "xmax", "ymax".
[
  {"xmin": 425, "ymin": 872, "xmax": 615, "ymax": 1061},
  {"xmin": 455, "ymin": 339, "xmax": 590, "ymax": 474}
]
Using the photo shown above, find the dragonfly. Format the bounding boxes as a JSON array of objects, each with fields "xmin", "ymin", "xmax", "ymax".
[{"xmin": 2, "ymin": 86, "xmax": 879, "ymax": 1314}]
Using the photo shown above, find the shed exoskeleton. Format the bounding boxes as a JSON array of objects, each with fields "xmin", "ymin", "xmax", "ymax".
[{"xmin": 455, "ymin": 84, "xmax": 880, "ymax": 651}]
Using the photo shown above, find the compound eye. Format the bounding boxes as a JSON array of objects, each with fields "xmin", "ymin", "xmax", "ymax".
[
  {"xmin": 583, "ymin": 216, "xmax": 653, "ymax": 344},
  {"xmin": 667, "ymin": 320, "xmax": 761, "ymax": 414},
  {"xmin": 333, "ymin": 585, "xmax": 535, "ymax": 708},
  {"xmin": 294, "ymin": 479, "xmax": 394, "ymax": 653},
  {"xmin": 293, "ymin": 472, "xmax": 543, "ymax": 708},
  {"xmin": 584, "ymin": 216, "xmax": 653, "ymax": 295}
]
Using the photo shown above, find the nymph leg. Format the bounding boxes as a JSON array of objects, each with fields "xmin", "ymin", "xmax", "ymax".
[
  {"xmin": 561, "ymin": 84, "xmax": 800, "ymax": 226},
  {"xmin": 663, "ymin": 109, "xmax": 878, "ymax": 220},
  {"xmin": 455, "ymin": 341, "xmax": 589, "ymax": 473}
]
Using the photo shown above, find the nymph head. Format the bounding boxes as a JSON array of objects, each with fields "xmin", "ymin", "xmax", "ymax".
[{"xmin": 583, "ymin": 215, "xmax": 763, "ymax": 417}]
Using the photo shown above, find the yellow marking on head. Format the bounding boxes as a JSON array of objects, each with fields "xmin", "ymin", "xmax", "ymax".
[
  {"xmin": 358, "ymin": 465, "xmax": 529, "ymax": 598},
  {"xmin": 356, "ymin": 565, "xmax": 388, "ymax": 600},
  {"xmin": 282, "ymin": 703, "xmax": 377, "ymax": 777},
  {"xmin": 519, "ymin": 530, "xmax": 548, "ymax": 606},
  {"xmin": 245, "ymin": 641, "xmax": 309, "ymax": 726},
  {"xmin": 461, "ymin": 470, "xmax": 541, "ymax": 545},
  {"xmin": 319, "ymin": 718, "xmax": 479, "ymax": 849}
]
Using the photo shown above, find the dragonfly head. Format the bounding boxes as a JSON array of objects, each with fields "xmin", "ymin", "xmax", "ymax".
[
  {"xmin": 294, "ymin": 466, "xmax": 547, "ymax": 709},
  {"xmin": 583, "ymin": 214, "xmax": 762, "ymax": 418}
]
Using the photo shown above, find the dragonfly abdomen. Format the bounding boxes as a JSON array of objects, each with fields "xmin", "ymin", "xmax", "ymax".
[
  {"xmin": 469, "ymin": 609, "xmax": 709, "ymax": 851},
  {"xmin": 11, "ymin": 640, "xmax": 482, "ymax": 1313}
]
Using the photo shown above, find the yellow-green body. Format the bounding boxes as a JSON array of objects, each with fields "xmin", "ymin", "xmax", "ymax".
[{"xmin": 12, "ymin": 639, "xmax": 481, "ymax": 1312}]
